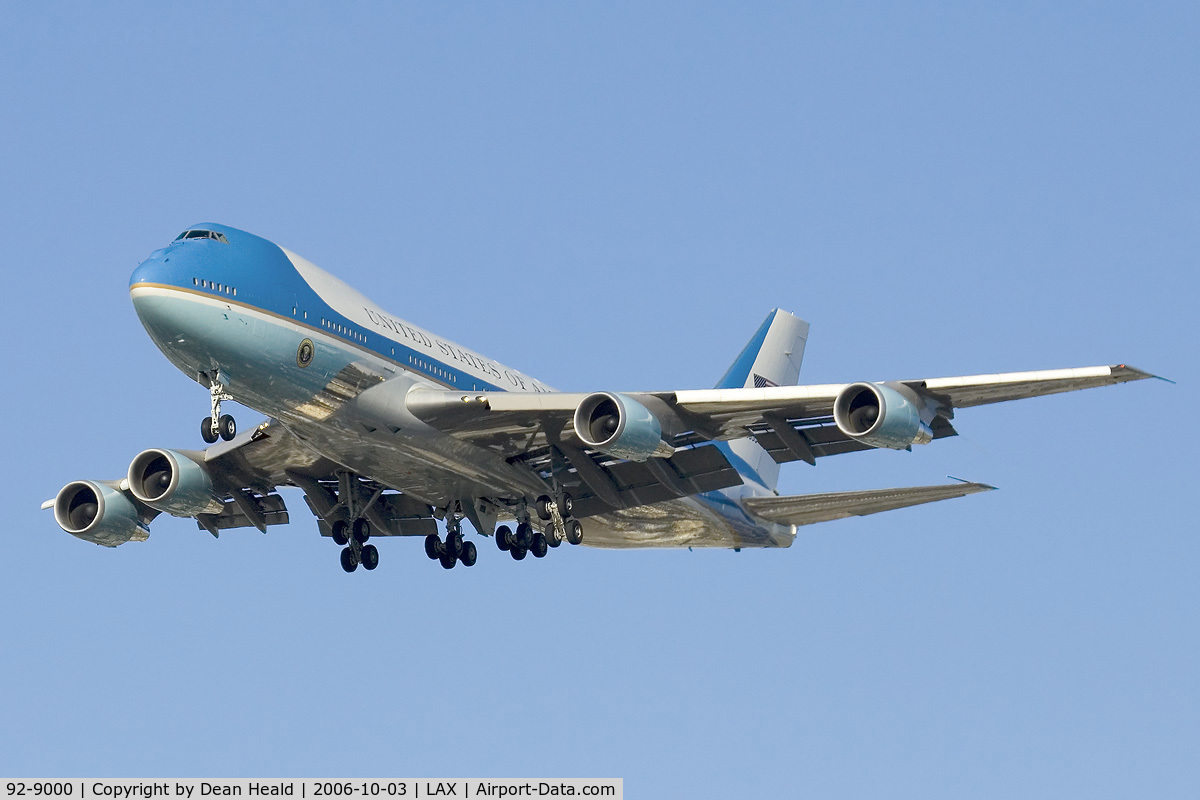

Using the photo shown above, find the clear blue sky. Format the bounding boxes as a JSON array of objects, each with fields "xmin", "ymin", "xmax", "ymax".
[{"xmin": 2, "ymin": 3, "xmax": 1195, "ymax": 797}]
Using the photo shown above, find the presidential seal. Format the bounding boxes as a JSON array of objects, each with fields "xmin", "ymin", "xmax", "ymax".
[{"xmin": 296, "ymin": 338, "xmax": 315, "ymax": 368}]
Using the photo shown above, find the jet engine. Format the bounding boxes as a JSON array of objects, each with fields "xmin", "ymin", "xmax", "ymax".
[
  {"xmin": 53, "ymin": 480, "xmax": 148, "ymax": 547},
  {"xmin": 573, "ymin": 392, "xmax": 673, "ymax": 461},
  {"xmin": 127, "ymin": 448, "xmax": 224, "ymax": 517},
  {"xmin": 833, "ymin": 382, "xmax": 934, "ymax": 450}
]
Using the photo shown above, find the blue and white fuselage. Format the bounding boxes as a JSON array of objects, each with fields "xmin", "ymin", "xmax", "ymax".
[{"xmin": 129, "ymin": 224, "xmax": 789, "ymax": 548}]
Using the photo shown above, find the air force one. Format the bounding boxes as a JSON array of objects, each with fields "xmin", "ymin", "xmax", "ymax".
[{"xmin": 46, "ymin": 224, "xmax": 1155, "ymax": 572}]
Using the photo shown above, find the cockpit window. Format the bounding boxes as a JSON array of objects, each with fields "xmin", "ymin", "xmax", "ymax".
[{"xmin": 174, "ymin": 229, "xmax": 229, "ymax": 244}]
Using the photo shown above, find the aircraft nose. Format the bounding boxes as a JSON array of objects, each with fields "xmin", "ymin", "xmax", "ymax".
[{"xmin": 130, "ymin": 245, "xmax": 177, "ymax": 287}]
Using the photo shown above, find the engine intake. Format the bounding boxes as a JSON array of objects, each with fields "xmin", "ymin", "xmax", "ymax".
[
  {"xmin": 573, "ymin": 392, "xmax": 672, "ymax": 461},
  {"xmin": 833, "ymin": 382, "xmax": 934, "ymax": 450},
  {"xmin": 54, "ymin": 480, "xmax": 148, "ymax": 547},
  {"xmin": 128, "ymin": 448, "xmax": 224, "ymax": 517}
]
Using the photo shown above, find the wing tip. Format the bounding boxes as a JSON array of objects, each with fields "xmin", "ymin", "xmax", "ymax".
[
  {"xmin": 948, "ymin": 476, "xmax": 998, "ymax": 492},
  {"xmin": 1113, "ymin": 364, "xmax": 1169, "ymax": 384}
]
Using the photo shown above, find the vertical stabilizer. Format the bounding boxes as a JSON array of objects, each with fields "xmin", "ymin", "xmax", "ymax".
[{"xmin": 715, "ymin": 309, "xmax": 810, "ymax": 491}]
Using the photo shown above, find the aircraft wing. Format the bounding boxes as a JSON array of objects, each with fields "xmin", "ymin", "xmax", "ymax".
[
  {"xmin": 741, "ymin": 481, "xmax": 996, "ymax": 527},
  {"xmin": 47, "ymin": 420, "xmax": 438, "ymax": 545},
  {"xmin": 404, "ymin": 364, "xmax": 1155, "ymax": 466}
]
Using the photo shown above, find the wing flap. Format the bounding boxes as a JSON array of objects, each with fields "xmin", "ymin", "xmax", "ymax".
[
  {"xmin": 195, "ymin": 492, "xmax": 289, "ymax": 536},
  {"xmin": 566, "ymin": 445, "xmax": 743, "ymax": 519},
  {"xmin": 742, "ymin": 481, "xmax": 995, "ymax": 527}
]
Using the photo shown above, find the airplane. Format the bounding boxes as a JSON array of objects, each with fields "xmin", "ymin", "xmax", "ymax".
[{"xmin": 45, "ymin": 224, "xmax": 1157, "ymax": 572}]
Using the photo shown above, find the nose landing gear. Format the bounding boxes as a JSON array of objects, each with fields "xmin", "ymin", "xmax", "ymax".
[{"xmin": 199, "ymin": 378, "xmax": 236, "ymax": 444}]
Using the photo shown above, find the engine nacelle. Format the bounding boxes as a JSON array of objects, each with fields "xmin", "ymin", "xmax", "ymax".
[
  {"xmin": 573, "ymin": 392, "xmax": 672, "ymax": 461},
  {"xmin": 833, "ymin": 382, "xmax": 934, "ymax": 450},
  {"xmin": 127, "ymin": 448, "xmax": 224, "ymax": 517},
  {"xmin": 54, "ymin": 480, "xmax": 148, "ymax": 547}
]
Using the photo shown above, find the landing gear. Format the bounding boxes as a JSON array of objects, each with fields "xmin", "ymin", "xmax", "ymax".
[
  {"xmin": 338, "ymin": 529, "xmax": 376, "ymax": 573},
  {"xmin": 495, "ymin": 525, "xmax": 512, "ymax": 551},
  {"xmin": 200, "ymin": 378, "xmax": 236, "ymax": 443},
  {"xmin": 533, "ymin": 492, "xmax": 583, "ymax": 552},
  {"xmin": 424, "ymin": 520, "xmax": 478, "ymax": 570},
  {"xmin": 460, "ymin": 540, "xmax": 477, "ymax": 567},
  {"xmin": 335, "ymin": 525, "xmax": 376, "ymax": 573}
]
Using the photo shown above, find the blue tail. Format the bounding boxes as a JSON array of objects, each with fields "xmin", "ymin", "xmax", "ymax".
[{"xmin": 716, "ymin": 309, "xmax": 809, "ymax": 492}]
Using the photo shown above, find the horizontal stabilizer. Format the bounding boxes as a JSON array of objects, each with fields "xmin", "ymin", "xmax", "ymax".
[{"xmin": 741, "ymin": 481, "xmax": 995, "ymax": 527}]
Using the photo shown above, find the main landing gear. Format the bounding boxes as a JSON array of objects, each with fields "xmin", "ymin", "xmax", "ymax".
[
  {"xmin": 200, "ymin": 378, "xmax": 236, "ymax": 444},
  {"xmin": 335, "ymin": 516, "xmax": 379, "ymax": 573},
  {"xmin": 424, "ymin": 517, "xmax": 478, "ymax": 570},
  {"xmin": 495, "ymin": 493, "xmax": 584, "ymax": 561}
]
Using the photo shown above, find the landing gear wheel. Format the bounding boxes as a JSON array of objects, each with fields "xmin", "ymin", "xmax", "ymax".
[
  {"xmin": 200, "ymin": 418, "xmax": 219, "ymax": 444},
  {"xmin": 546, "ymin": 527, "xmax": 562, "ymax": 548},
  {"xmin": 360, "ymin": 544, "xmax": 379, "ymax": 570},
  {"xmin": 332, "ymin": 520, "xmax": 350, "ymax": 546},
  {"xmin": 425, "ymin": 534, "xmax": 442, "ymax": 560},
  {"xmin": 460, "ymin": 541, "xmax": 477, "ymax": 567},
  {"xmin": 531, "ymin": 532, "xmax": 548, "ymax": 558},
  {"xmin": 511, "ymin": 546, "xmax": 527, "ymax": 561},
  {"xmin": 340, "ymin": 547, "xmax": 358, "ymax": 572},
  {"xmin": 535, "ymin": 495, "xmax": 553, "ymax": 521},
  {"xmin": 352, "ymin": 518, "xmax": 370, "ymax": 543},
  {"xmin": 566, "ymin": 519, "xmax": 584, "ymax": 545},
  {"xmin": 515, "ymin": 522, "xmax": 534, "ymax": 550},
  {"xmin": 218, "ymin": 414, "xmax": 237, "ymax": 441},
  {"xmin": 495, "ymin": 525, "xmax": 512, "ymax": 551},
  {"xmin": 560, "ymin": 493, "xmax": 574, "ymax": 516},
  {"xmin": 446, "ymin": 530, "xmax": 463, "ymax": 558},
  {"xmin": 440, "ymin": 552, "xmax": 457, "ymax": 569}
]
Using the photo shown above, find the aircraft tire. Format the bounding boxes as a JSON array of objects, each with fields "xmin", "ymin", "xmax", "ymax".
[
  {"xmin": 546, "ymin": 527, "xmax": 562, "ymax": 547},
  {"xmin": 446, "ymin": 530, "xmax": 463, "ymax": 557},
  {"xmin": 460, "ymin": 541, "xmax": 477, "ymax": 567},
  {"xmin": 495, "ymin": 525, "xmax": 512, "ymax": 551},
  {"xmin": 511, "ymin": 546, "xmax": 527, "ymax": 561},
  {"xmin": 566, "ymin": 519, "xmax": 584, "ymax": 546},
  {"xmin": 340, "ymin": 547, "xmax": 358, "ymax": 572},
  {"xmin": 535, "ymin": 495, "xmax": 552, "ymax": 521},
  {"xmin": 424, "ymin": 534, "xmax": 441, "ymax": 560},
  {"xmin": 531, "ymin": 533, "xmax": 548, "ymax": 558},
  {"xmin": 515, "ymin": 522, "xmax": 533, "ymax": 550},
  {"xmin": 332, "ymin": 520, "xmax": 350, "ymax": 546},
  {"xmin": 439, "ymin": 552, "xmax": 457, "ymax": 570},
  {"xmin": 560, "ymin": 493, "xmax": 574, "ymax": 516},
  {"xmin": 218, "ymin": 414, "xmax": 237, "ymax": 441},
  {"xmin": 200, "ymin": 418, "xmax": 219, "ymax": 444},
  {"xmin": 361, "ymin": 544, "xmax": 379, "ymax": 570},
  {"xmin": 352, "ymin": 517, "xmax": 370, "ymax": 543}
]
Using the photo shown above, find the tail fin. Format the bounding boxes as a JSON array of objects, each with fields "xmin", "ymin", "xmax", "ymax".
[
  {"xmin": 715, "ymin": 309, "xmax": 810, "ymax": 492},
  {"xmin": 715, "ymin": 308, "xmax": 810, "ymax": 391}
]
